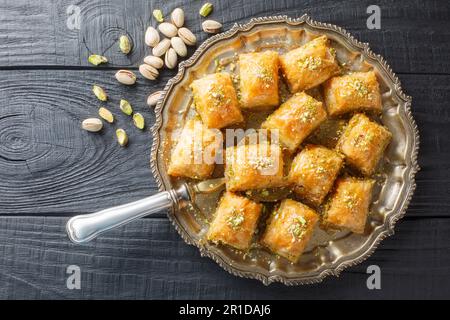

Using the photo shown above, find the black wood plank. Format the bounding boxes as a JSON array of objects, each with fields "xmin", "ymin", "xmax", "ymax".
[
  {"xmin": 0, "ymin": 216, "xmax": 449, "ymax": 299},
  {"xmin": 0, "ymin": 71, "xmax": 446, "ymax": 217},
  {"xmin": 0, "ymin": 0, "xmax": 448, "ymax": 74},
  {"xmin": 0, "ymin": 69, "xmax": 161, "ymax": 215}
]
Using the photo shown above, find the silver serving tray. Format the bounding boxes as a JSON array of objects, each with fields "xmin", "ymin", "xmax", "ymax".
[{"xmin": 150, "ymin": 15, "xmax": 420, "ymax": 285}]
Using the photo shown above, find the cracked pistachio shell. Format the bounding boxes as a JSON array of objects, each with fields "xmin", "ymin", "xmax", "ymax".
[
  {"xmin": 115, "ymin": 70, "xmax": 137, "ymax": 85},
  {"xmin": 147, "ymin": 91, "xmax": 163, "ymax": 107},
  {"xmin": 139, "ymin": 64, "xmax": 159, "ymax": 80},
  {"xmin": 170, "ymin": 8, "xmax": 184, "ymax": 28},
  {"xmin": 158, "ymin": 22, "xmax": 178, "ymax": 38},
  {"xmin": 145, "ymin": 27, "xmax": 160, "ymax": 47},
  {"xmin": 143, "ymin": 55, "xmax": 164, "ymax": 69},
  {"xmin": 171, "ymin": 37, "xmax": 187, "ymax": 57},
  {"xmin": 152, "ymin": 38, "xmax": 171, "ymax": 57},
  {"xmin": 82, "ymin": 118, "xmax": 103, "ymax": 132},
  {"xmin": 202, "ymin": 20, "xmax": 222, "ymax": 33},
  {"xmin": 178, "ymin": 27, "xmax": 197, "ymax": 46},
  {"xmin": 164, "ymin": 48, "xmax": 178, "ymax": 69}
]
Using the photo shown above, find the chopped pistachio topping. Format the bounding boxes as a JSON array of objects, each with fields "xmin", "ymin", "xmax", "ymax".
[
  {"xmin": 342, "ymin": 191, "xmax": 357, "ymax": 210},
  {"xmin": 289, "ymin": 216, "xmax": 308, "ymax": 240},
  {"xmin": 256, "ymin": 67, "xmax": 274, "ymax": 88},
  {"xmin": 316, "ymin": 165, "xmax": 326, "ymax": 174},
  {"xmin": 298, "ymin": 99, "xmax": 317, "ymax": 123},
  {"xmin": 298, "ymin": 56, "xmax": 322, "ymax": 71},
  {"xmin": 353, "ymin": 131, "xmax": 374, "ymax": 151},
  {"xmin": 227, "ymin": 208, "xmax": 245, "ymax": 230},
  {"xmin": 248, "ymin": 156, "xmax": 274, "ymax": 171},
  {"xmin": 208, "ymin": 85, "xmax": 231, "ymax": 108},
  {"xmin": 348, "ymin": 79, "xmax": 369, "ymax": 97}
]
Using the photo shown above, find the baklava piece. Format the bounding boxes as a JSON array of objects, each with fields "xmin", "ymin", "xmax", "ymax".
[
  {"xmin": 337, "ymin": 113, "xmax": 392, "ymax": 175},
  {"xmin": 167, "ymin": 118, "xmax": 222, "ymax": 180},
  {"xmin": 190, "ymin": 72, "xmax": 243, "ymax": 129},
  {"xmin": 261, "ymin": 199, "xmax": 319, "ymax": 262},
  {"xmin": 207, "ymin": 192, "xmax": 263, "ymax": 251},
  {"xmin": 323, "ymin": 177, "xmax": 375, "ymax": 234},
  {"xmin": 323, "ymin": 71, "xmax": 382, "ymax": 116},
  {"xmin": 261, "ymin": 92, "xmax": 327, "ymax": 152},
  {"xmin": 225, "ymin": 143, "xmax": 286, "ymax": 192},
  {"xmin": 239, "ymin": 50, "xmax": 280, "ymax": 110},
  {"xmin": 279, "ymin": 35, "xmax": 340, "ymax": 93},
  {"xmin": 288, "ymin": 145, "xmax": 344, "ymax": 206}
]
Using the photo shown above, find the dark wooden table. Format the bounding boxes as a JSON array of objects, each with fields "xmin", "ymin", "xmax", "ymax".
[{"xmin": 0, "ymin": 0, "xmax": 448, "ymax": 299}]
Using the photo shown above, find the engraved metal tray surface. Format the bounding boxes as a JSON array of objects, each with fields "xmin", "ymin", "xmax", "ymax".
[{"xmin": 150, "ymin": 15, "xmax": 420, "ymax": 285}]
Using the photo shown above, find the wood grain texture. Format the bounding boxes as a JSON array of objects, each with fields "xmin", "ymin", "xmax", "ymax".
[
  {"xmin": 0, "ymin": 216, "xmax": 449, "ymax": 299},
  {"xmin": 0, "ymin": 0, "xmax": 448, "ymax": 74},
  {"xmin": 0, "ymin": 0, "xmax": 448, "ymax": 299},
  {"xmin": 0, "ymin": 69, "xmax": 162, "ymax": 216}
]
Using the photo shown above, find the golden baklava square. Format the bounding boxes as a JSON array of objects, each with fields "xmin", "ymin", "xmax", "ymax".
[
  {"xmin": 167, "ymin": 118, "xmax": 222, "ymax": 179},
  {"xmin": 323, "ymin": 71, "xmax": 382, "ymax": 116},
  {"xmin": 337, "ymin": 113, "xmax": 392, "ymax": 175},
  {"xmin": 261, "ymin": 199, "xmax": 319, "ymax": 262},
  {"xmin": 239, "ymin": 50, "xmax": 280, "ymax": 110},
  {"xmin": 288, "ymin": 144, "xmax": 344, "ymax": 206},
  {"xmin": 190, "ymin": 72, "xmax": 243, "ymax": 129},
  {"xmin": 261, "ymin": 92, "xmax": 327, "ymax": 152},
  {"xmin": 225, "ymin": 143, "xmax": 286, "ymax": 192},
  {"xmin": 279, "ymin": 35, "xmax": 340, "ymax": 93},
  {"xmin": 323, "ymin": 177, "xmax": 375, "ymax": 234},
  {"xmin": 207, "ymin": 192, "xmax": 263, "ymax": 250}
]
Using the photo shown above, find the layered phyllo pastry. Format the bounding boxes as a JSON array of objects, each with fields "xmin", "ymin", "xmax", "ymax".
[
  {"xmin": 168, "ymin": 118, "xmax": 222, "ymax": 179},
  {"xmin": 323, "ymin": 71, "xmax": 382, "ymax": 116},
  {"xmin": 279, "ymin": 35, "xmax": 340, "ymax": 93},
  {"xmin": 323, "ymin": 177, "xmax": 375, "ymax": 234},
  {"xmin": 207, "ymin": 192, "xmax": 263, "ymax": 250},
  {"xmin": 288, "ymin": 145, "xmax": 344, "ymax": 206},
  {"xmin": 239, "ymin": 50, "xmax": 280, "ymax": 109},
  {"xmin": 225, "ymin": 143, "xmax": 286, "ymax": 192},
  {"xmin": 190, "ymin": 72, "xmax": 243, "ymax": 128},
  {"xmin": 337, "ymin": 113, "xmax": 392, "ymax": 175},
  {"xmin": 261, "ymin": 92, "xmax": 327, "ymax": 152},
  {"xmin": 261, "ymin": 199, "xmax": 319, "ymax": 262},
  {"xmin": 173, "ymin": 32, "xmax": 396, "ymax": 264}
]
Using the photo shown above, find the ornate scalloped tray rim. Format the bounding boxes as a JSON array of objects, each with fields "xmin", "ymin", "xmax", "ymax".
[{"xmin": 150, "ymin": 15, "xmax": 420, "ymax": 285}]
